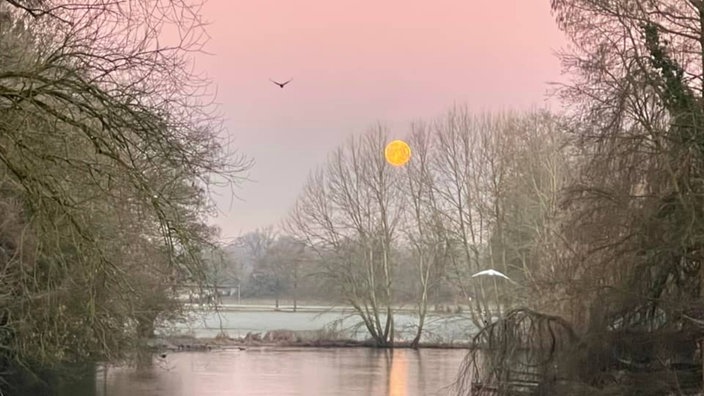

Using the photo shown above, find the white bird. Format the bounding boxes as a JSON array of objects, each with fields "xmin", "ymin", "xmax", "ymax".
[{"xmin": 471, "ymin": 269, "xmax": 514, "ymax": 282}]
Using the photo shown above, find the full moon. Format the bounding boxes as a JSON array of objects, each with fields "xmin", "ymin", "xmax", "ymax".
[{"xmin": 384, "ymin": 140, "xmax": 411, "ymax": 167}]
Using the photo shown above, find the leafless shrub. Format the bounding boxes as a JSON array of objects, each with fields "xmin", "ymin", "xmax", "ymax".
[{"xmin": 452, "ymin": 308, "xmax": 579, "ymax": 395}]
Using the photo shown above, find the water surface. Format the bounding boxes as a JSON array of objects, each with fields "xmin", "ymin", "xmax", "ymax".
[{"xmin": 93, "ymin": 347, "xmax": 467, "ymax": 396}]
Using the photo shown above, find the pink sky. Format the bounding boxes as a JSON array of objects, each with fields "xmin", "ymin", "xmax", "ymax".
[{"xmin": 196, "ymin": 0, "xmax": 567, "ymax": 242}]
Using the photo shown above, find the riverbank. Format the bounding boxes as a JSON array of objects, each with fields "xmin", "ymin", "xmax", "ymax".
[
  {"xmin": 149, "ymin": 333, "xmax": 472, "ymax": 352},
  {"xmin": 187, "ymin": 298, "xmax": 473, "ymax": 314}
]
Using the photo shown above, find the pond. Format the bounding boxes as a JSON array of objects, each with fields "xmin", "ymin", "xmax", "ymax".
[{"xmin": 82, "ymin": 347, "xmax": 467, "ymax": 396}]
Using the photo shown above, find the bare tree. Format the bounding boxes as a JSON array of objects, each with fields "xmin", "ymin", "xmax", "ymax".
[
  {"xmin": 287, "ymin": 126, "xmax": 403, "ymax": 346},
  {"xmin": 452, "ymin": 1, "xmax": 704, "ymax": 393},
  {"xmin": 401, "ymin": 121, "xmax": 450, "ymax": 348},
  {"xmin": 0, "ymin": 0, "xmax": 251, "ymax": 389},
  {"xmin": 552, "ymin": 0, "xmax": 704, "ymax": 339},
  {"xmin": 431, "ymin": 109, "xmax": 518, "ymax": 327},
  {"xmin": 263, "ymin": 236, "xmax": 307, "ymax": 311}
]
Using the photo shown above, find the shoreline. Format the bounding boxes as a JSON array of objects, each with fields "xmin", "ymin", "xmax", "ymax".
[{"xmin": 150, "ymin": 334, "xmax": 472, "ymax": 351}]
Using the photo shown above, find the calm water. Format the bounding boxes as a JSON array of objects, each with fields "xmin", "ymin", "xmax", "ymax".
[{"xmin": 90, "ymin": 347, "xmax": 467, "ymax": 396}]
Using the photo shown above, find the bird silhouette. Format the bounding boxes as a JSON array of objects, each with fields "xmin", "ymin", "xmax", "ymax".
[{"xmin": 270, "ymin": 78, "xmax": 293, "ymax": 88}]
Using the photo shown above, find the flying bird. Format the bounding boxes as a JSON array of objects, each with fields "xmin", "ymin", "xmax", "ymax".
[
  {"xmin": 270, "ymin": 78, "xmax": 293, "ymax": 88},
  {"xmin": 471, "ymin": 269, "xmax": 515, "ymax": 283}
]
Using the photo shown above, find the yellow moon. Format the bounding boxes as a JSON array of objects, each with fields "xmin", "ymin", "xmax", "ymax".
[{"xmin": 384, "ymin": 140, "xmax": 411, "ymax": 167}]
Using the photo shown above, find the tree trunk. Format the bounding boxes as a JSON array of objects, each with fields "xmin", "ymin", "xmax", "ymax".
[
  {"xmin": 136, "ymin": 314, "xmax": 156, "ymax": 370},
  {"xmin": 293, "ymin": 277, "xmax": 298, "ymax": 312},
  {"xmin": 275, "ymin": 278, "xmax": 280, "ymax": 309}
]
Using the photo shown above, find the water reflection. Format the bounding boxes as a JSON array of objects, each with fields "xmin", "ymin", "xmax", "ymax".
[
  {"xmin": 387, "ymin": 350, "xmax": 408, "ymax": 396},
  {"xmin": 77, "ymin": 347, "xmax": 467, "ymax": 396}
]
